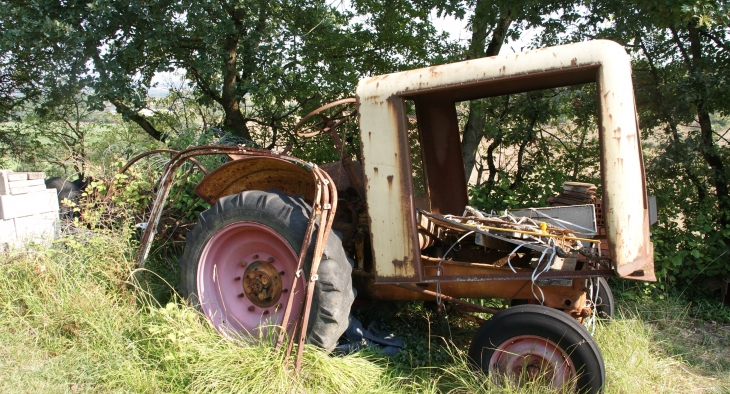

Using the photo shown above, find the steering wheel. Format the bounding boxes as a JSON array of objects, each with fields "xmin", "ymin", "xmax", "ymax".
[{"xmin": 294, "ymin": 98, "xmax": 357, "ymax": 138}]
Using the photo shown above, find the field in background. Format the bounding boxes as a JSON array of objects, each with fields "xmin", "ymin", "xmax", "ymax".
[{"xmin": 0, "ymin": 227, "xmax": 728, "ymax": 393}]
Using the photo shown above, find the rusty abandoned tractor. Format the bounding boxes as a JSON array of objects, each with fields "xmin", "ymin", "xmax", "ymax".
[{"xmin": 135, "ymin": 40, "xmax": 655, "ymax": 393}]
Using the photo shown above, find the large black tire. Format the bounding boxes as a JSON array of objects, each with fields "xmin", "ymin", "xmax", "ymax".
[
  {"xmin": 469, "ymin": 304, "xmax": 605, "ymax": 393},
  {"xmin": 179, "ymin": 190, "xmax": 354, "ymax": 351}
]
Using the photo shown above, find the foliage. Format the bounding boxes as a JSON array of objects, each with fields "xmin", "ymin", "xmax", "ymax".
[
  {"xmin": 467, "ymin": 85, "xmax": 601, "ymax": 211},
  {"xmin": 0, "ymin": 0, "xmax": 449, "ymax": 149}
]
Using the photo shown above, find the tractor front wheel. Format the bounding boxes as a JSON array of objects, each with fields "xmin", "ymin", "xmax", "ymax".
[{"xmin": 468, "ymin": 304, "xmax": 605, "ymax": 393}]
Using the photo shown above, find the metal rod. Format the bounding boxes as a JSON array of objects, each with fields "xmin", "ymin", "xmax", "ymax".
[
  {"xmin": 135, "ymin": 146, "xmax": 317, "ymax": 268},
  {"xmin": 395, "ymin": 284, "xmax": 501, "ymax": 314},
  {"xmin": 120, "ymin": 149, "xmax": 210, "ymax": 175},
  {"xmin": 294, "ymin": 169, "xmax": 337, "ymax": 373},
  {"xmin": 276, "ymin": 174, "xmax": 323, "ymax": 350},
  {"xmin": 418, "ymin": 269, "xmax": 615, "ymax": 283}
]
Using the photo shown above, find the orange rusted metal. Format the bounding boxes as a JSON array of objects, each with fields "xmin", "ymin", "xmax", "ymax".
[
  {"xmin": 194, "ymin": 156, "xmax": 316, "ymax": 205},
  {"xmin": 361, "ymin": 280, "xmax": 587, "ymax": 313}
]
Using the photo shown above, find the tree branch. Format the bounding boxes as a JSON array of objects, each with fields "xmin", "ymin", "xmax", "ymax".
[
  {"xmin": 669, "ymin": 26, "xmax": 692, "ymax": 68},
  {"xmin": 698, "ymin": 29, "xmax": 730, "ymax": 52},
  {"xmin": 110, "ymin": 98, "xmax": 165, "ymax": 142}
]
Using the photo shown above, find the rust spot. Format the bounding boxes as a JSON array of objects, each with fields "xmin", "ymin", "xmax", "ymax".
[
  {"xmin": 387, "ymin": 175, "xmax": 394, "ymax": 186},
  {"xmin": 571, "ymin": 57, "xmax": 577, "ymax": 66},
  {"xmin": 195, "ymin": 157, "xmax": 315, "ymax": 204},
  {"xmin": 374, "ymin": 167, "xmax": 378, "ymax": 174},
  {"xmin": 392, "ymin": 259, "xmax": 405, "ymax": 267}
]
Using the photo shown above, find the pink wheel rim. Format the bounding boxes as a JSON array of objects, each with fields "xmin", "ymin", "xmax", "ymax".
[
  {"xmin": 197, "ymin": 222, "xmax": 304, "ymax": 338},
  {"xmin": 489, "ymin": 335, "xmax": 577, "ymax": 390}
]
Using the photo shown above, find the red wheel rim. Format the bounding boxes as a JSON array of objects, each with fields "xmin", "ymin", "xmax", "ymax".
[
  {"xmin": 197, "ymin": 222, "xmax": 304, "ymax": 338},
  {"xmin": 489, "ymin": 335, "xmax": 577, "ymax": 390}
]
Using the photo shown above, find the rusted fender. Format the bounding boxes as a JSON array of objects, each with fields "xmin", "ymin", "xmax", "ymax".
[{"xmin": 194, "ymin": 156, "xmax": 316, "ymax": 204}]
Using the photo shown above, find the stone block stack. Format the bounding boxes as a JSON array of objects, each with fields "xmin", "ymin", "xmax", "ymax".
[{"xmin": 0, "ymin": 170, "xmax": 59, "ymax": 249}]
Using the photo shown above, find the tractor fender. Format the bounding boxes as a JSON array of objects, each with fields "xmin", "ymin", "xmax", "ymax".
[{"xmin": 194, "ymin": 156, "xmax": 315, "ymax": 204}]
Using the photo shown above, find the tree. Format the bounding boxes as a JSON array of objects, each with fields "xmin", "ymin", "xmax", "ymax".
[{"xmin": 1, "ymin": 0, "xmax": 445, "ymax": 149}]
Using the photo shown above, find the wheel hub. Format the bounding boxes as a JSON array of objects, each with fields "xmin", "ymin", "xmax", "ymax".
[
  {"xmin": 243, "ymin": 258, "xmax": 283, "ymax": 308},
  {"xmin": 490, "ymin": 335, "xmax": 576, "ymax": 389}
]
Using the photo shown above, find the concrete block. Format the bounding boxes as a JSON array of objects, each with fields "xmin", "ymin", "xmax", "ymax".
[
  {"xmin": 9, "ymin": 183, "xmax": 48, "ymax": 194},
  {"xmin": 7, "ymin": 173, "xmax": 27, "ymax": 181},
  {"xmin": 0, "ymin": 189, "xmax": 59, "ymax": 219},
  {"xmin": 9, "ymin": 186, "xmax": 28, "ymax": 195},
  {"xmin": 0, "ymin": 170, "xmax": 11, "ymax": 195},
  {"xmin": 15, "ymin": 214, "xmax": 57, "ymax": 242},
  {"xmin": 26, "ymin": 172, "xmax": 45, "ymax": 180},
  {"xmin": 39, "ymin": 211, "xmax": 59, "ymax": 220},
  {"xmin": 27, "ymin": 184, "xmax": 48, "ymax": 193},
  {"xmin": 8, "ymin": 178, "xmax": 45, "ymax": 188},
  {"xmin": 0, "ymin": 218, "xmax": 16, "ymax": 244}
]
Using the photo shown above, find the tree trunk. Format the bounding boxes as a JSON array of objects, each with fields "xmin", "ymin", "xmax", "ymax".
[
  {"xmin": 461, "ymin": 3, "xmax": 513, "ymax": 183},
  {"xmin": 221, "ymin": 33, "xmax": 253, "ymax": 140},
  {"xmin": 687, "ymin": 24, "xmax": 730, "ymax": 231}
]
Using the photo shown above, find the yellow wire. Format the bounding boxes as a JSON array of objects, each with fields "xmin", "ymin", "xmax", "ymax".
[{"xmin": 462, "ymin": 222, "xmax": 600, "ymax": 244}]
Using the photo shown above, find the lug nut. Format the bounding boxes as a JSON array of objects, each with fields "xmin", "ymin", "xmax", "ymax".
[
  {"xmin": 276, "ymin": 303, "xmax": 282, "ymax": 310},
  {"xmin": 263, "ymin": 310, "xmax": 270, "ymax": 315},
  {"xmin": 248, "ymin": 306, "xmax": 255, "ymax": 312},
  {"xmin": 253, "ymin": 254, "xmax": 259, "ymax": 259},
  {"xmin": 267, "ymin": 257, "xmax": 274, "ymax": 263},
  {"xmin": 238, "ymin": 293, "xmax": 245, "ymax": 298},
  {"xmin": 280, "ymin": 271, "xmax": 285, "ymax": 275},
  {"xmin": 283, "ymin": 289, "xmax": 288, "ymax": 293},
  {"xmin": 234, "ymin": 276, "xmax": 241, "ymax": 281},
  {"xmin": 240, "ymin": 261, "xmax": 248, "ymax": 267}
]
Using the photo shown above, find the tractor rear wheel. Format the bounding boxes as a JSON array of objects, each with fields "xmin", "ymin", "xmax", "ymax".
[
  {"xmin": 178, "ymin": 190, "xmax": 354, "ymax": 351},
  {"xmin": 468, "ymin": 304, "xmax": 605, "ymax": 393}
]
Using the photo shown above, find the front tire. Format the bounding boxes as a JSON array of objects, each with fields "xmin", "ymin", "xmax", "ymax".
[
  {"xmin": 179, "ymin": 190, "xmax": 354, "ymax": 351},
  {"xmin": 468, "ymin": 304, "xmax": 605, "ymax": 393},
  {"xmin": 592, "ymin": 278, "xmax": 614, "ymax": 320}
]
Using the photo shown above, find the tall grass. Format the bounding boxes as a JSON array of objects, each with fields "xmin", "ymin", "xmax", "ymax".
[{"xmin": 1, "ymin": 228, "xmax": 728, "ymax": 393}]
